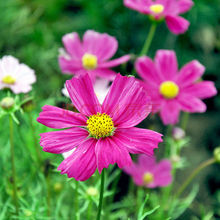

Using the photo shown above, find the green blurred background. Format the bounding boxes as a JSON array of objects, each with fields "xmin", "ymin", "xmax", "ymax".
[{"xmin": 0, "ymin": 0, "xmax": 220, "ymax": 219}]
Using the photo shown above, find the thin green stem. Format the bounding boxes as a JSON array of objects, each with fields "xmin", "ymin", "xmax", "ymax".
[
  {"xmin": 96, "ymin": 169, "xmax": 105, "ymax": 220},
  {"xmin": 75, "ymin": 180, "xmax": 80, "ymax": 220},
  {"xmin": 164, "ymin": 125, "xmax": 173, "ymax": 158},
  {"xmin": 27, "ymin": 112, "xmax": 42, "ymax": 164},
  {"xmin": 46, "ymin": 174, "xmax": 51, "ymax": 217},
  {"xmin": 175, "ymin": 158, "xmax": 215, "ymax": 198},
  {"xmin": 9, "ymin": 116, "xmax": 19, "ymax": 216},
  {"xmin": 181, "ymin": 112, "xmax": 189, "ymax": 131},
  {"xmin": 140, "ymin": 23, "xmax": 157, "ymax": 56}
]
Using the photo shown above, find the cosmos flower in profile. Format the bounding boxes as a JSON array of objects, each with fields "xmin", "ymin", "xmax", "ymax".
[
  {"xmin": 0, "ymin": 56, "xmax": 36, "ymax": 94},
  {"xmin": 124, "ymin": 0, "xmax": 194, "ymax": 34},
  {"xmin": 59, "ymin": 30, "xmax": 130, "ymax": 82},
  {"xmin": 37, "ymin": 74, "xmax": 162, "ymax": 181},
  {"xmin": 135, "ymin": 50, "xmax": 217, "ymax": 125},
  {"xmin": 124, "ymin": 155, "xmax": 172, "ymax": 188}
]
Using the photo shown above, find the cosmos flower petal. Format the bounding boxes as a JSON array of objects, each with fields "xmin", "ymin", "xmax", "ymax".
[
  {"xmin": 95, "ymin": 137, "xmax": 132, "ymax": 173},
  {"xmin": 160, "ymin": 100, "xmax": 181, "ymax": 125},
  {"xmin": 178, "ymin": 94, "xmax": 207, "ymax": 113},
  {"xmin": 40, "ymin": 128, "xmax": 88, "ymax": 154},
  {"xmin": 58, "ymin": 56, "xmax": 82, "ymax": 74},
  {"xmin": 62, "ymin": 32, "xmax": 83, "ymax": 59},
  {"xmin": 178, "ymin": 0, "xmax": 194, "ymax": 14},
  {"xmin": 103, "ymin": 74, "xmax": 151, "ymax": 127},
  {"xmin": 135, "ymin": 56, "xmax": 163, "ymax": 85},
  {"xmin": 138, "ymin": 154, "xmax": 156, "ymax": 168},
  {"xmin": 83, "ymin": 30, "xmax": 118, "ymax": 61},
  {"xmin": 177, "ymin": 60, "xmax": 205, "ymax": 87},
  {"xmin": 115, "ymin": 127, "xmax": 162, "ymax": 155},
  {"xmin": 57, "ymin": 138, "xmax": 97, "ymax": 181},
  {"xmin": 123, "ymin": 0, "xmax": 149, "ymax": 14},
  {"xmin": 66, "ymin": 74, "xmax": 102, "ymax": 116},
  {"xmin": 155, "ymin": 50, "xmax": 178, "ymax": 80},
  {"xmin": 98, "ymin": 55, "xmax": 130, "ymax": 68},
  {"xmin": 183, "ymin": 81, "xmax": 217, "ymax": 99},
  {"xmin": 153, "ymin": 160, "xmax": 173, "ymax": 187},
  {"xmin": 90, "ymin": 68, "xmax": 117, "ymax": 81},
  {"xmin": 37, "ymin": 105, "xmax": 87, "ymax": 129},
  {"xmin": 165, "ymin": 15, "xmax": 190, "ymax": 35}
]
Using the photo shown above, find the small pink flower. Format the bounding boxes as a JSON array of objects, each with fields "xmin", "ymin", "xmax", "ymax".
[
  {"xmin": 37, "ymin": 74, "xmax": 162, "ymax": 181},
  {"xmin": 0, "ymin": 56, "xmax": 36, "ymax": 94},
  {"xmin": 135, "ymin": 50, "xmax": 217, "ymax": 125},
  {"xmin": 124, "ymin": 0, "xmax": 194, "ymax": 34},
  {"xmin": 59, "ymin": 30, "xmax": 130, "ymax": 82},
  {"xmin": 124, "ymin": 155, "xmax": 172, "ymax": 188}
]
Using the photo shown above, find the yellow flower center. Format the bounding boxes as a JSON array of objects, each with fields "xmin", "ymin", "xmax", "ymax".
[
  {"xmin": 159, "ymin": 81, "xmax": 179, "ymax": 99},
  {"xmin": 82, "ymin": 53, "xmax": 98, "ymax": 70},
  {"xmin": 87, "ymin": 113, "xmax": 114, "ymax": 139},
  {"xmin": 150, "ymin": 4, "xmax": 164, "ymax": 14},
  {"xmin": 2, "ymin": 75, "xmax": 16, "ymax": 84},
  {"xmin": 143, "ymin": 172, "xmax": 154, "ymax": 185}
]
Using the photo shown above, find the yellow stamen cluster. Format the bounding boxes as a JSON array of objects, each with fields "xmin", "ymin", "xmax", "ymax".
[
  {"xmin": 2, "ymin": 75, "xmax": 16, "ymax": 84},
  {"xmin": 159, "ymin": 81, "xmax": 179, "ymax": 99},
  {"xmin": 150, "ymin": 4, "xmax": 164, "ymax": 14},
  {"xmin": 143, "ymin": 172, "xmax": 154, "ymax": 185},
  {"xmin": 82, "ymin": 53, "xmax": 98, "ymax": 70},
  {"xmin": 87, "ymin": 112, "xmax": 114, "ymax": 139}
]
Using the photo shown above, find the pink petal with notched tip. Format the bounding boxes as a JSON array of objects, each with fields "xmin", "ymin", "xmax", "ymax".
[
  {"xmin": 66, "ymin": 74, "xmax": 101, "ymax": 116},
  {"xmin": 83, "ymin": 30, "xmax": 118, "ymax": 61},
  {"xmin": 115, "ymin": 127, "xmax": 162, "ymax": 155},
  {"xmin": 165, "ymin": 15, "xmax": 190, "ymax": 35},
  {"xmin": 95, "ymin": 137, "xmax": 132, "ymax": 173},
  {"xmin": 37, "ymin": 105, "xmax": 87, "ymax": 129},
  {"xmin": 40, "ymin": 127, "xmax": 88, "ymax": 154},
  {"xmin": 57, "ymin": 138, "xmax": 97, "ymax": 181}
]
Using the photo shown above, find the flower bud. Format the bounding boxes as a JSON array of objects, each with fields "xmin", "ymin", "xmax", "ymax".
[
  {"xmin": 0, "ymin": 97, "xmax": 15, "ymax": 109},
  {"xmin": 86, "ymin": 187, "xmax": 98, "ymax": 197},
  {"xmin": 53, "ymin": 182, "xmax": 63, "ymax": 192},
  {"xmin": 214, "ymin": 147, "xmax": 220, "ymax": 163},
  {"xmin": 172, "ymin": 127, "xmax": 185, "ymax": 140}
]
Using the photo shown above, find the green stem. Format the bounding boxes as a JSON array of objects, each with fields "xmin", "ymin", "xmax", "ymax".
[
  {"xmin": 27, "ymin": 112, "xmax": 42, "ymax": 164},
  {"xmin": 96, "ymin": 169, "xmax": 105, "ymax": 220},
  {"xmin": 75, "ymin": 180, "xmax": 80, "ymax": 220},
  {"xmin": 46, "ymin": 174, "xmax": 51, "ymax": 217},
  {"xmin": 9, "ymin": 116, "xmax": 19, "ymax": 216},
  {"xmin": 181, "ymin": 112, "xmax": 189, "ymax": 131},
  {"xmin": 175, "ymin": 158, "xmax": 215, "ymax": 198},
  {"xmin": 164, "ymin": 125, "xmax": 173, "ymax": 158},
  {"xmin": 140, "ymin": 23, "xmax": 157, "ymax": 56}
]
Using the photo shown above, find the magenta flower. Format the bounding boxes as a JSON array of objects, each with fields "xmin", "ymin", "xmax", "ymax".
[
  {"xmin": 37, "ymin": 74, "xmax": 162, "ymax": 181},
  {"xmin": 59, "ymin": 30, "xmax": 130, "ymax": 82},
  {"xmin": 0, "ymin": 56, "xmax": 36, "ymax": 94},
  {"xmin": 135, "ymin": 50, "xmax": 217, "ymax": 125},
  {"xmin": 124, "ymin": 155, "xmax": 172, "ymax": 188},
  {"xmin": 124, "ymin": 0, "xmax": 194, "ymax": 34}
]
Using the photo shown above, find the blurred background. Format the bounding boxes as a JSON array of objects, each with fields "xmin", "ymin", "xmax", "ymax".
[{"xmin": 0, "ymin": 0, "xmax": 220, "ymax": 219}]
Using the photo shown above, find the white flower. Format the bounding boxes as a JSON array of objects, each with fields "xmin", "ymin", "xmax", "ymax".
[{"xmin": 0, "ymin": 56, "xmax": 36, "ymax": 94}]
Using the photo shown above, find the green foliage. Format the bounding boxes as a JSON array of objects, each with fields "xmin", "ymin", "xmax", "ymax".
[{"xmin": 0, "ymin": 0, "xmax": 219, "ymax": 219}]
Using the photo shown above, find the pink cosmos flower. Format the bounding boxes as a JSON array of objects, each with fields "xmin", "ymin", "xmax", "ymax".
[
  {"xmin": 59, "ymin": 30, "xmax": 130, "ymax": 82},
  {"xmin": 37, "ymin": 74, "xmax": 162, "ymax": 181},
  {"xmin": 124, "ymin": 155, "xmax": 172, "ymax": 188},
  {"xmin": 0, "ymin": 56, "xmax": 36, "ymax": 94},
  {"xmin": 124, "ymin": 0, "xmax": 194, "ymax": 34},
  {"xmin": 135, "ymin": 50, "xmax": 217, "ymax": 125}
]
